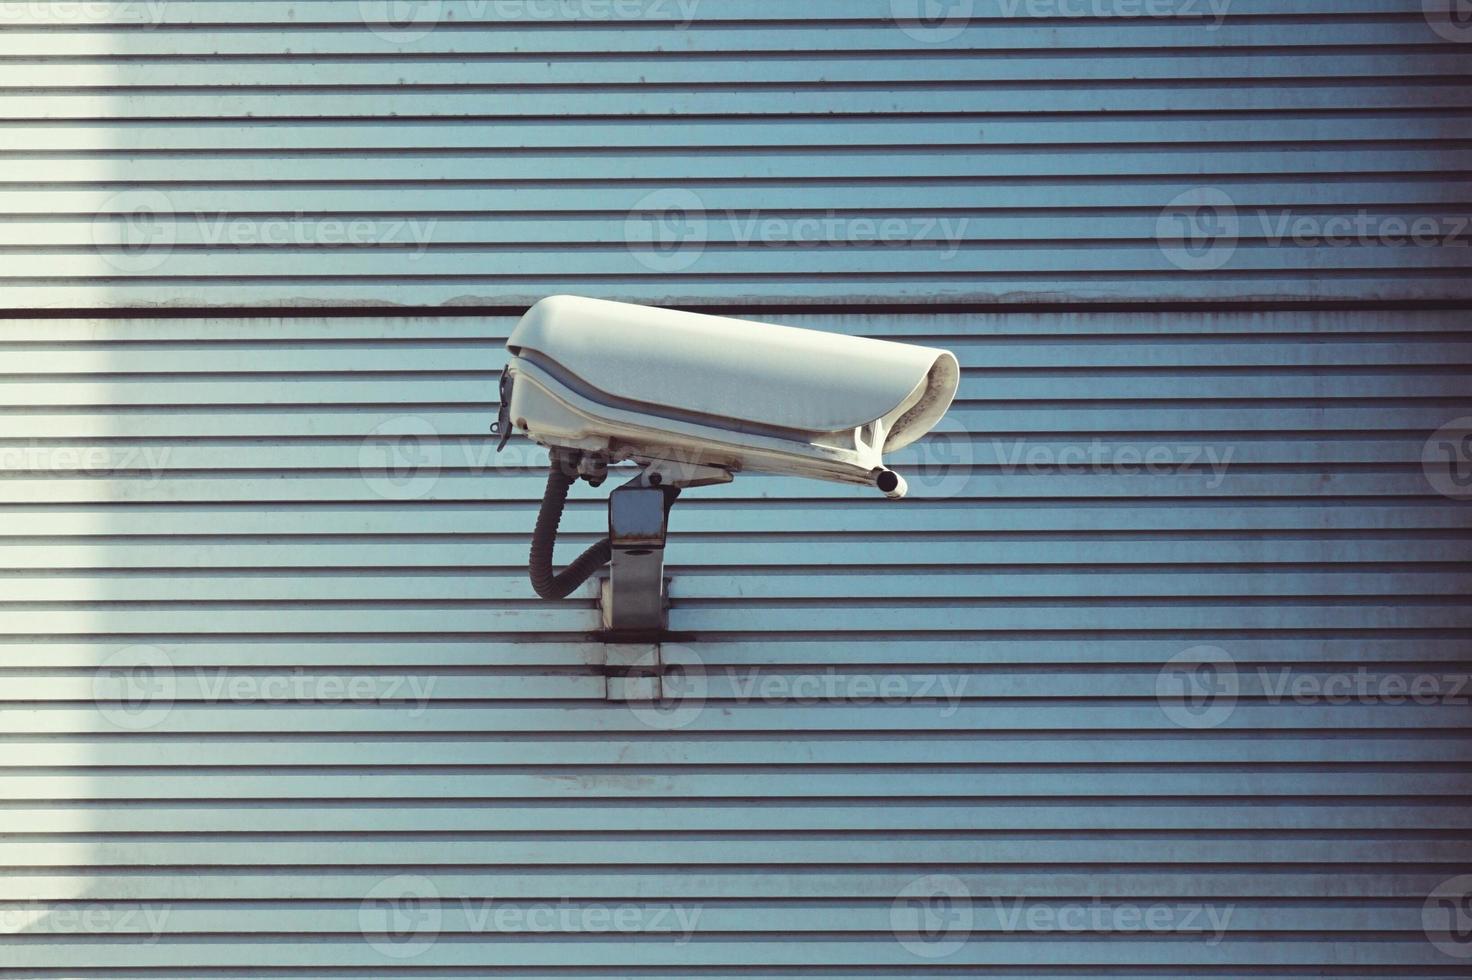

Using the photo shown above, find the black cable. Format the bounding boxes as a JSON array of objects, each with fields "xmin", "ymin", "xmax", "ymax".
[{"xmin": 528, "ymin": 454, "xmax": 612, "ymax": 601}]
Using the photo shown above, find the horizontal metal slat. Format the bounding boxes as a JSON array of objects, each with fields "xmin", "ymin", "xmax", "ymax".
[
  {"xmin": 0, "ymin": 438, "xmax": 1453, "ymax": 477},
  {"xmin": 20, "ymin": 179, "xmax": 1465, "ymax": 213},
  {"xmin": 4, "ymin": 568, "xmax": 1468, "ymax": 601},
  {"xmin": 0, "ymin": 470, "xmax": 1454, "ymax": 504},
  {"xmin": 12, "ymin": 477, "xmax": 1459, "ymax": 509},
  {"xmin": 2, "ymin": 600, "xmax": 1467, "ymax": 633},
  {"xmin": 0, "ymin": 0, "xmax": 1429, "ymax": 25},
  {"xmin": 5, "ymin": 836, "xmax": 1470, "ymax": 868},
  {"xmin": 37, "ymin": 666, "xmax": 1468, "ymax": 701},
  {"xmin": 0, "ymin": 310, "xmax": 1465, "ymax": 340},
  {"xmin": 0, "ymin": 898, "xmax": 1439, "ymax": 936},
  {"xmin": 0, "ymin": 501, "xmax": 1464, "ymax": 537},
  {"xmin": 9, "ymin": 337, "xmax": 1470, "ymax": 370},
  {"xmin": 11, "ymin": 408, "xmax": 1426, "ymax": 434},
  {"xmin": 11, "ymin": 84, "xmax": 1472, "ymax": 118},
  {"xmin": 14, "ymin": 147, "xmax": 1471, "ymax": 182},
  {"xmin": 2, "ymin": 869, "xmax": 1458, "ymax": 901},
  {"xmin": 4, "ymin": 376, "xmax": 1467, "ymax": 409},
  {"xmin": 7, "ymin": 52, "xmax": 1472, "ymax": 88},
  {"xmin": 0, "ymin": 973, "xmax": 1452, "ymax": 980},
  {"xmin": 40, "ymin": 210, "xmax": 1472, "ymax": 251},
  {"xmin": 17, "ymin": 245, "xmax": 1472, "ymax": 277},
  {"xmin": 5, "ymin": 734, "xmax": 1467, "ymax": 768},
  {"xmin": 2, "ymin": 801, "xmax": 1468, "ymax": 833},
  {"xmin": 5, "ymin": 636, "xmax": 1468, "ymax": 669},
  {"xmin": 0, "ymin": 22, "xmax": 1451, "ymax": 58},
  {"xmin": 5, "ymin": 770, "xmax": 1470, "ymax": 800},
  {"xmin": 3, "ymin": 114, "xmax": 1467, "ymax": 151},
  {"xmin": 0, "ymin": 938, "xmax": 1456, "ymax": 970},
  {"xmin": 3, "ymin": 535, "xmax": 1466, "ymax": 568},
  {"xmin": 2, "ymin": 277, "xmax": 1466, "ymax": 307},
  {"xmin": 3, "ymin": 703, "xmax": 1467, "ymax": 735}
]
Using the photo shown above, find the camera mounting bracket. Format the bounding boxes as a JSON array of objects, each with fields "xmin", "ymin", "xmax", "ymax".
[{"xmin": 600, "ymin": 460, "xmax": 731, "ymax": 634}]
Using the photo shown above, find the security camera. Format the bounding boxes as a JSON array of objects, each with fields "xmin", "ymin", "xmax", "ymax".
[
  {"xmin": 494, "ymin": 296, "xmax": 959, "ymax": 627},
  {"xmin": 498, "ymin": 296, "xmax": 959, "ymax": 498}
]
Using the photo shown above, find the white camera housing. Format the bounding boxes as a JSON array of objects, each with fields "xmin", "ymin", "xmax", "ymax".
[{"xmin": 501, "ymin": 296, "xmax": 960, "ymax": 498}]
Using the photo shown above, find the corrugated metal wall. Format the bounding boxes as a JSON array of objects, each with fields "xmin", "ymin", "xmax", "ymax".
[
  {"xmin": 3, "ymin": 2, "xmax": 1472, "ymax": 977},
  {"xmin": 3, "ymin": 0, "xmax": 1472, "ymax": 306}
]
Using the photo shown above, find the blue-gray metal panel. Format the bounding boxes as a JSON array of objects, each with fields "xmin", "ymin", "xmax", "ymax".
[
  {"xmin": 1, "ymin": 308, "xmax": 1469, "ymax": 977},
  {"xmin": 0, "ymin": 3, "xmax": 1468, "ymax": 307},
  {"xmin": 2, "ymin": 2, "xmax": 1470, "ymax": 976}
]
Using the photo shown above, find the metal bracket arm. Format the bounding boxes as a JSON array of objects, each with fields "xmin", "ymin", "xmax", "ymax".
[
  {"xmin": 597, "ymin": 459, "xmax": 732, "ymax": 635},
  {"xmin": 601, "ymin": 483, "xmax": 672, "ymax": 633}
]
